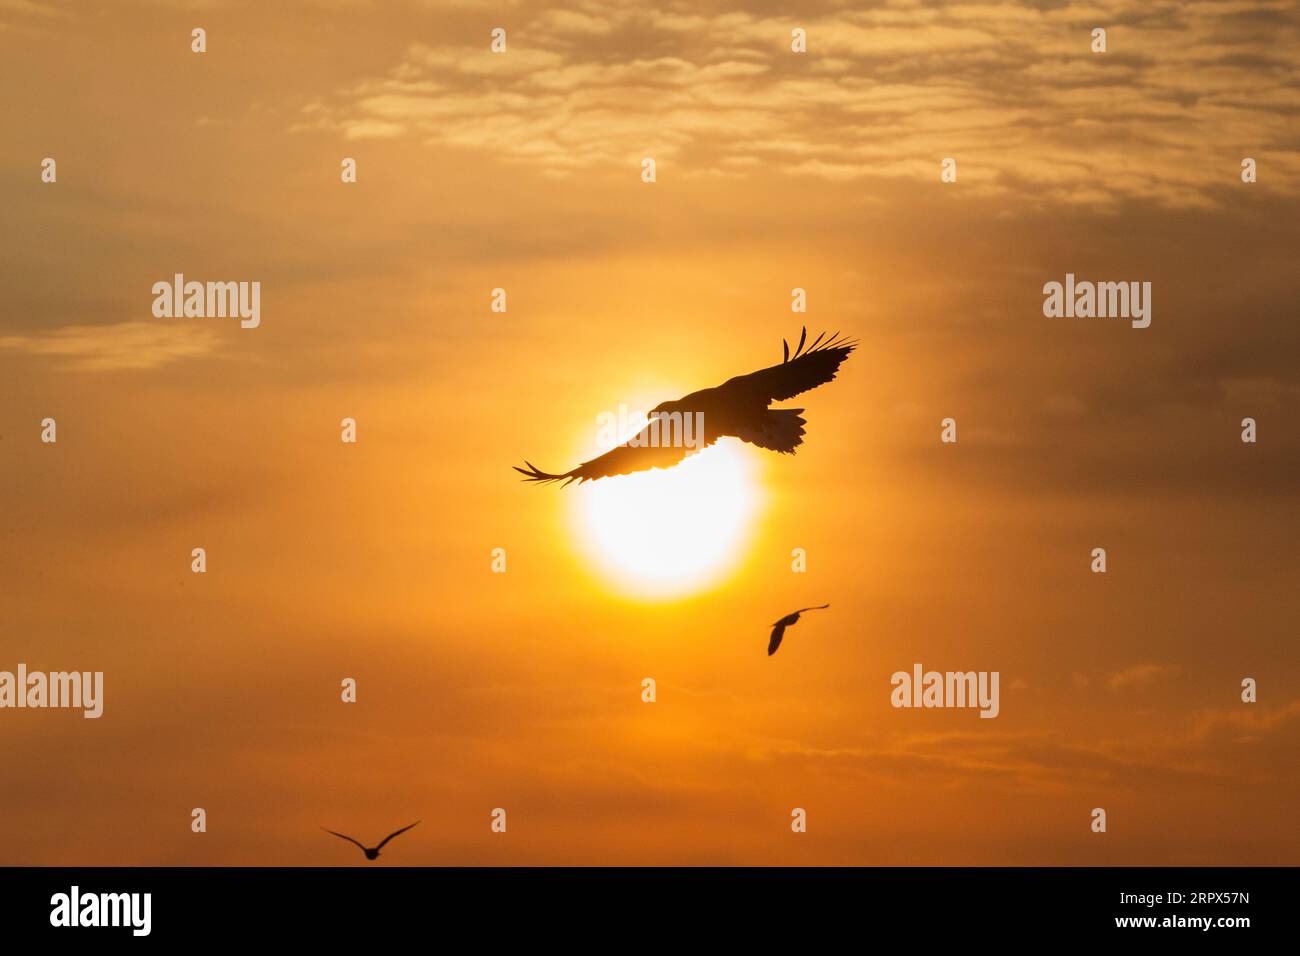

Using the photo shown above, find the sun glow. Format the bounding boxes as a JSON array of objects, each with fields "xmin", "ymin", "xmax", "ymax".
[{"xmin": 573, "ymin": 442, "xmax": 760, "ymax": 598}]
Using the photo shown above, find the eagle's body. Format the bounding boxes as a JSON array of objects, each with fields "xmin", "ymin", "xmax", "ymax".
[
  {"xmin": 668, "ymin": 383, "xmax": 808, "ymax": 452},
  {"xmin": 515, "ymin": 328, "xmax": 855, "ymax": 485}
]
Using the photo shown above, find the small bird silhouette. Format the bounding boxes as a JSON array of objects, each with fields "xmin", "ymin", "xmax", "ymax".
[
  {"xmin": 768, "ymin": 604, "xmax": 829, "ymax": 655},
  {"xmin": 321, "ymin": 821, "xmax": 420, "ymax": 860}
]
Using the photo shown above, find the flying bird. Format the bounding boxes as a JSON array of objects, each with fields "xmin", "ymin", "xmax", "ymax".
[
  {"xmin": 321, "ymin": 821, "xmax": 420, "ymax": 860},
  {"xmin": 768, "ymin": 604, "xmax": 830, "ymax": 656},
  {"xmin": 515, "ymin": 327, "xmax": 856, "ymax": 485}
]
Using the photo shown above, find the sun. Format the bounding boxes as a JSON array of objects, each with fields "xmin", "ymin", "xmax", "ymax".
[{"xmin": 571, "ymin": 441, "xmax": 760, "ymax": 598}]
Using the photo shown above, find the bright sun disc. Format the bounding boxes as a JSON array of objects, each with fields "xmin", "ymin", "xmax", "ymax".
[{"xmin": 573, "ymin": 442, "xmax": 759, "ymax": 598}]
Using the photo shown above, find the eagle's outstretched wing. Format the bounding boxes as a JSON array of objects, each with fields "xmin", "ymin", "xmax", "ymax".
[
  {"xmin": 767, "ymin": 622, "xmax": 788, "ymax": 656},
  {"xmin": 515, "ymin": 421, "xmax": 711, "ymax": 485},
  {"xmin": 720, "ymin": 328, "xmax": 857, "ymax": 403},
  {"xmin": 376, "ymin": 820, "xmax": 420, "ymax": 850}
]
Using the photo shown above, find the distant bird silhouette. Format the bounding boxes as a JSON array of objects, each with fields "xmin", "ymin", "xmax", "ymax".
[
  {"xmin": 322, "ymin": 821, "xmax": 419, "ymax": 860},
  {"xmin": 515, "ymin": 327, "xmax": 856, "ymax": 485},
  {"xmin": 768, "ymin": 604, "xmax": 830, "ymax": 656}
]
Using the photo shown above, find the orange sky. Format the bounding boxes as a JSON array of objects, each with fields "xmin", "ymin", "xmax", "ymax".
[{"xmin": 1, "ymin": 0, "xmax": 1297, "ymax": 865}]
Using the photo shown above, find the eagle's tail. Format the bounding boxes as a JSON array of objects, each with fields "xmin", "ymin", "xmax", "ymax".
[{"xmin": 737, "ymin": 408, "xmax": 806, "ymax": 454}]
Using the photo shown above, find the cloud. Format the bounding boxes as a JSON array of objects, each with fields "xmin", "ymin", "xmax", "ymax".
[
  {"xmin": 1108, "ymin": 663, "xmax": 1178, "ymax": 690},
  {"xmin": 0, "ymin": 321, "xmax": 218, "ymax": 370},
  {"xmin": 294, "ymin": 0, "xmax": 1300, "ymax": 207},
  {"xmin": 748, "ymin": 696, "xmax": 1300, "ymax": 795}
]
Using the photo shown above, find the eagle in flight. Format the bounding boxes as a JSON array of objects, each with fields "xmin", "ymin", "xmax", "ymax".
[{"xmin": 515, "ymin": 328, "xmax": 856, "ymax": 485}]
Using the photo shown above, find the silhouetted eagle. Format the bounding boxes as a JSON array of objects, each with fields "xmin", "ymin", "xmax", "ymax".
[
  {"xmin": 322, "ymin": 821, "xmax": 419, "ymax": 860},
  {"xmin": 515, "ymin": 328, "xmax": 856, "ymax": 485},
  {"xmin": 768, "ymin": 604, "xmax": 830, "ymax": 656}
]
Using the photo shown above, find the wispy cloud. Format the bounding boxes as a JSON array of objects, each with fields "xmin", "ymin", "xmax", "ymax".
[
  {"xmin": 296, "ymin": 0, "xmax": 1300, "ymax": 206},
  {"xmin": 0, "ymin": 321, "xmax": 218, "ymax": 370},
  {"xmin": 748, "ymin": 697, "xmax": 1300, "ymax": 794},
  {"xmin": 1108, "ymin": 663, "xmax": 1179, "ymax": 690}
]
